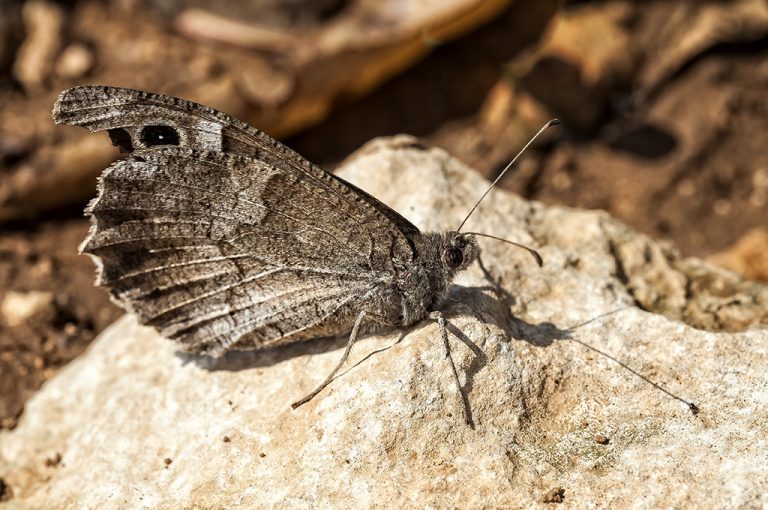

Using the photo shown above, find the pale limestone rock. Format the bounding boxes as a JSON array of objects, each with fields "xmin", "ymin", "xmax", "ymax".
[{"xmin": 1, "ymin": 136, "xmax": 766, "ymax": 509}]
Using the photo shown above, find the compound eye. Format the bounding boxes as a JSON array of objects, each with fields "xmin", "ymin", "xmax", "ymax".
[{"xmin": 444, "ymin": 246, "xmax": 464, "ymax": 269}]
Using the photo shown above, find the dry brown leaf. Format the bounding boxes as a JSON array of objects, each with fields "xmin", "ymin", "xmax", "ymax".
[
  {"xmin": 638, "ymin": 0, "xmax": 768, "ymax": 93},
  {"xmin": 174, "ymin": 9, "xmax": 299, "ymax": 52}
]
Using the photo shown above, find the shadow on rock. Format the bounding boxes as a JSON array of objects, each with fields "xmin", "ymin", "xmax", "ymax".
[{"xmin": 176, "ymin": 334, "xmax": 351, "ymax": 372}]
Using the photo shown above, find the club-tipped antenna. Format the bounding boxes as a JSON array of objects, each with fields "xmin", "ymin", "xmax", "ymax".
[
  {"xmin": 464, "ymin": 232, "xmax": 543, "ymax": 267},
  {"xmin": 456, "ymin": 119, "xmax": 560, "ymax": 232}
]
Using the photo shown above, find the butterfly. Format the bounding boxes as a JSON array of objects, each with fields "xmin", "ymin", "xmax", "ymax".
[{"xmin": 53, "ymin": 86, "xmax": 549, "ymax": 414}]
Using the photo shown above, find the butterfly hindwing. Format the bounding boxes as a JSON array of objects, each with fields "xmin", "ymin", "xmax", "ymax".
[{"xmin": 81, "ymin": 147, "xmax": 403, "ymax": 354}]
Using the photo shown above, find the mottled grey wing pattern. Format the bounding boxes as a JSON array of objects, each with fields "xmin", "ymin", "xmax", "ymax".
[{"xmin": 53, "ymin": 86, "xmax": 418, "ymax": 355}]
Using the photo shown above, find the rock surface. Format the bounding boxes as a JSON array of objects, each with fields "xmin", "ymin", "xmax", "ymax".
[{"xmin": 1, "ymin": 137, "xmax": 767, "ymax": 509}]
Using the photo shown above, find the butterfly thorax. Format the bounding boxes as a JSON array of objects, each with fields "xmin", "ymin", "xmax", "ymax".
[{"xmin": 390, "ymin": 231, "xmax": 478, "ymax": 326}]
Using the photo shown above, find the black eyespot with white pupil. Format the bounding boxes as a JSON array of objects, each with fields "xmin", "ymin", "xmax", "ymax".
[
  {"xmin": 445, "ymin": 246, "xmax": 464, "ymax": 268},
  {"xmin": 140, "ymin": 125, "xmax": 180, "ymax": 147}
]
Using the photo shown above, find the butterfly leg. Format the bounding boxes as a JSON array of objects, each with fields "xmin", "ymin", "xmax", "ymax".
[
  {"xmin": 291, "ymin": 310, "xmax": 382, "ymax": 409},
  {"xmin": 429, "ymin": 311, "xmax": 473, "ymax": 427}
]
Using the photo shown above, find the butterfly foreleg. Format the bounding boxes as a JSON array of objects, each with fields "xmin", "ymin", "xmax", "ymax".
[{"xmin": 291, "ymin": 310, "xmax": 394, "ymax": 409}]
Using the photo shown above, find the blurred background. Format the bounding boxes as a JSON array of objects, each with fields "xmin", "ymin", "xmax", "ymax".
[{"xmin": 0, "ymin": 0, "xmax": 766, "ymax": 431}]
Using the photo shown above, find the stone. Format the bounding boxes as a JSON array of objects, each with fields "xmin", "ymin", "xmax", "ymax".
[
  {"xmin": 0, "ymin": 291, "xmax": 54, "ymax": 328},
  {"xmin": 54, "ymin": 43, "xmax": 95, "ymax": 80},
  {"xmin": 1, "ymin": 136, "xmax": 766, "ymax": 509}
]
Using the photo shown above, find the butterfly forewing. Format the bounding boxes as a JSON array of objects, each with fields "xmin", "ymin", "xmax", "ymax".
[{"xmin": 53, "ymin": 86, "xmax": 420, "ymax": 244}]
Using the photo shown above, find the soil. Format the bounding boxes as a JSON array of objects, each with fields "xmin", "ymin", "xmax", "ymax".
[
  {"xmin": 1, "ymin": 0, "xmax": 766, "ymax": 429},
  {"xmin": 0, "ymin": 220, "xmax": 122, "ymax": 429}
]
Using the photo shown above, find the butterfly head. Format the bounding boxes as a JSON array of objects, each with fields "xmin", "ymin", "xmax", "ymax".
[{"xmin": 442, "ymin": 232, "xmax": 478, "ymax": 272}]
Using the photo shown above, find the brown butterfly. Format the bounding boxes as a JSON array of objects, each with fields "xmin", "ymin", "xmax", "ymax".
[{"xmin": 53, "ymin": 86, "xmax": 550, "ymax": 415}]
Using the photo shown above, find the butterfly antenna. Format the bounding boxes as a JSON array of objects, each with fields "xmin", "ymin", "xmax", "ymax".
[
  {"xmin": 464, "ymin": 232, "xmax": 543, "ymax": 267},
  {"xmin": 564, "ymin": 310, "xmax": 699, "ymax": 415},
  {"xmin": 456, "ymin": 119, "xmax": 560, "ymax": 232},
  {"xmin": 578, "ymin": 334, "xmax": 699, "ymax": 415}
]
